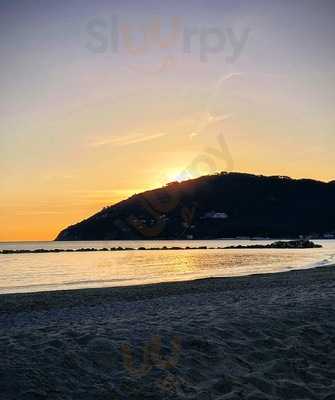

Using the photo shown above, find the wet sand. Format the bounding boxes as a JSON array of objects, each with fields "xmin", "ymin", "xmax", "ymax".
[{"xmin": 0, "ymin": 265, "xmax": 334, "ymax": 399}]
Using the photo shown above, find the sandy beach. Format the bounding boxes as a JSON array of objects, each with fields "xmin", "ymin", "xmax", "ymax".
[{"xmin": 0, "ymin": 265, "xmax": 335, "ymax": 399}]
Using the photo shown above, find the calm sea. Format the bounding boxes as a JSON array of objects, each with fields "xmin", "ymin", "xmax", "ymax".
[{"xmin": 0, "ymin": 240, "xmax": 334, "ymax": 294}]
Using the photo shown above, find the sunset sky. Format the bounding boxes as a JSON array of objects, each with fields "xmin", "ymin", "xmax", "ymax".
[{"xmin": 1, "ymin": 0, "xmax": 334, "ymax": 241}]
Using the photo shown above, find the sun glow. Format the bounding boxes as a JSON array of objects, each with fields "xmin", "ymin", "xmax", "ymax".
[{"xmin": 162, "ymin": 168, "xmax": 190, "ymax": 185}]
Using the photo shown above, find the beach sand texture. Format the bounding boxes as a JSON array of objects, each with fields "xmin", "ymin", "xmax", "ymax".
[{"xmin": 0, "ymin": 266, "xmax": 334, "ymax": 399}]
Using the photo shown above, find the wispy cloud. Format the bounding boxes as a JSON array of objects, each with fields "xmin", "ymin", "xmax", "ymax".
[
  {"xmin": 90, "ymin": 132, "xmax": 167, "ymax": 147},
  {"xmin": 189, "ymin": 112, "xmax": 232, "ymax": 138},
  {"xmin": 188, "ymin": 73, "xmax": 242, "ymax": 139},
  {"xmin": 218, "ymin": 72, "xmax": 243, "ymax": 83}
]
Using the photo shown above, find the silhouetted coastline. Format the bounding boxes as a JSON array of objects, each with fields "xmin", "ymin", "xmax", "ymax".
[{"xmin": 55, "ymin": 173, "xmax": 335, "ymax": 241}]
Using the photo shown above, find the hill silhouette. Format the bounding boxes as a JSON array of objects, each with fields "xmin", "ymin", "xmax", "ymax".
[{"xmin": 56, "ymin": 172, "xmax": 335, "ymax": 240}]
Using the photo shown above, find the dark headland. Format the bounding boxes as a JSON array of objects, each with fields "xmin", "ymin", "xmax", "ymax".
[{"xmin": 56, "ymin": 172, "xmax": 335, "ymax": 241}]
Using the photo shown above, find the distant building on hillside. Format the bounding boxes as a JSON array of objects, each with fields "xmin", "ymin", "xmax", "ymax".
[{"xmin": 201, "ymin": 211, "xmax": 228, "ymax": 220}]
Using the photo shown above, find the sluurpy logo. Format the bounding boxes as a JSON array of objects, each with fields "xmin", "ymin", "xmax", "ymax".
[
  {"xmin": 85, "ymin": 15, "xmax": 250, "ymax": 73},
  {"xmin": 120, "ymin": 335, "xmax": 199, "ymax": 398}
]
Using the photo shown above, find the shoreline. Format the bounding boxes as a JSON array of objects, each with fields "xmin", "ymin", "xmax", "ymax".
[{"xmin": 1, "ymin": 263, "xmax": 334, "ymax": 312}]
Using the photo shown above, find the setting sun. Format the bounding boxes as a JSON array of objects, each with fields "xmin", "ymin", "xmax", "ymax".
[{"xmin": 163, "ymin": 168, "xmax": 190, "ymax": 184}]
